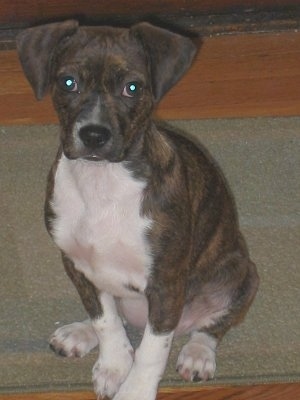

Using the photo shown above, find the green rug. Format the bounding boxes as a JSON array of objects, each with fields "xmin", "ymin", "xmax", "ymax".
[{"xmin": 0, "ymin": 118, "xmax": 299, "ymax": 393}]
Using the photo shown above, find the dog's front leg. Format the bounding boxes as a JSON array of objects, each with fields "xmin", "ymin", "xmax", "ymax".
[
  {"xmin": 60, "ymin": 255, "xmax": 134, "ymax": 399},
  {"xmin": 92, "ymin": 292, "xmax": 134, "ymax": 399},
  {"xmin": 113, "ymin": 322, "xmax": 174, "ymax": 400},
  {"xmin": 113, "ymin": 276, "xmax": 183, "ymax": 400}
]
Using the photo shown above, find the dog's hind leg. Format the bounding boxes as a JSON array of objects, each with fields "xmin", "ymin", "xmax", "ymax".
[
  {"xmin": 177, "ymin": 256, "xmax": 259, "ymax": 382},
  {"xmin": 176, "ymin": 331, "xmax": 217, "ymax": 382},
  {"xmin": 175, "ymin": 293, "xmax": 224, "ymax": 382},
  {"xmin": 49, "ymin": 319, "xmax": 98, "ymax": 358}
]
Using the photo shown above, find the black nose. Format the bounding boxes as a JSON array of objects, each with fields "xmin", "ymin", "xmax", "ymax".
[{"xmin": 79, "ymin": 125, "xmax": 111, "ymax": 148}]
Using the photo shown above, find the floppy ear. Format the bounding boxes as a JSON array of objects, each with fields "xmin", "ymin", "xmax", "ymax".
[
  {"xmin": 16, "ymin": 20, "xmax": 79, "ymax": 100},
  {"xmin": 130, "ymin": 22, "xmax": 197, "ymax": 102}
]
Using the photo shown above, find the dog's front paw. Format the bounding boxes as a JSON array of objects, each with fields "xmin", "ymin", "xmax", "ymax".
[
  {"xmin": 113, "ymin": 383, "xmax": 157, "ymax": 400},
  {"xmin": 92, "ymin": 346, "xmax": 134, "ymax": 399},
  {"xmin": 112, "ymin": 365, "xmax": 158, "ymax": 400},
  {"xmin": 176, "ymin": 338, "xmax": 216, "ymax": 382},
  {"xmin": 49, "ymin": 320, "xmax": 98, "ymax": 358}
]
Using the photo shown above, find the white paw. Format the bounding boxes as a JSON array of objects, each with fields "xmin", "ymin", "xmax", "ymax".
[
  {"xmin": 112, "ymin": 366, "xmax": 158, "ymax": 400},
  {"xmin": 176, "ymin": 339, "xmax": 216, "ymax": 382},
  {"xmin": 92, "ymin": 344, "xmax": 134, "ymax": 399},
  {"xmin": 49, "ymin": 320, "xmax": 98, "ymax": 358},
  {"xmin": 113, "ymin": 383, "xmax": 157, "ymax": 400},
  {"xmin": 113, "ymin": 386, "xmax": 156, "ymax": 400},
  {"xmin": 112, "ymin": 323, "xmax": 173, "ymax": 400}
]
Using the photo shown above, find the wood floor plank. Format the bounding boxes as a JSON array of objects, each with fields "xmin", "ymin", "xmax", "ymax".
[
  {"xmin": 0, "ymin": 383, "xmax": 300, "ymax": 400},
  {"xmin": 158, "ymin": 31, "xmax": 300, "ymax": 119},
  {"xmin": 1, "ymin": 1, "xmax": 296, "ymax": 25},
  {"xmin": 0, "ymin": 30, "xmax": 300, "ymax": 125}
]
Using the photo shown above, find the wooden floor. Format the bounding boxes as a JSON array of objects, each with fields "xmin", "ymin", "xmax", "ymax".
[
  {"xmin": 1, "ymin": 383, "xmax": 300, "ymax": 400},
  {"xmin": 1, "ymin": 30, "xmax": 300, "ymax": 125}
]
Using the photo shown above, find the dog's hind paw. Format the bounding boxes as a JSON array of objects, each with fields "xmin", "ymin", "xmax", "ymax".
[
  {"xmin": 176, "ymin": 332, "xmax": 217, "ymax": 382},
  {"xmin": 49, "ymin": 320, "xmax": 98, "ymax": 358}
]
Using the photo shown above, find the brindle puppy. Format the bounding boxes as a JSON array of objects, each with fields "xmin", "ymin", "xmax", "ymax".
[{"xmin": 17, "ymin": 20, "xmax": 259, "ymax": 400}]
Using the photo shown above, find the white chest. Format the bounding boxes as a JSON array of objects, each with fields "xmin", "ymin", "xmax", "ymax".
[{"xmin": 51, "ymin": 155, "xmax": 152, "ymax": 298}]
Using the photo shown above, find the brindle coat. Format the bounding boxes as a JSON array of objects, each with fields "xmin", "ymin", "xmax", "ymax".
[{"xmin": 17, "ymin": 20, "xmax": 259, "ymax": 399}]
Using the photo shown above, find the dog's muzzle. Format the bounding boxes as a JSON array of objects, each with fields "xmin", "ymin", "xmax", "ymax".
[
  {"xmin": 78, "ymin": 124, "xmax": 112, "ymax": 161},
  {"xmin": 79, "ymin": 124, "xmax": 111, "ymax": 148}
]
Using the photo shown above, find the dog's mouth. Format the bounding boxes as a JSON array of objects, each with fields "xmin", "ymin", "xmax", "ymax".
[
  {"xmin": 79, "ymin": 150, "xmax": 125, "ymax": 163},
  {"xmin": 82, "ymin": 154, "xmax": 103, "ymax": 162},
  {"xmin": 63, "ymin": 147, "xmax": 124, "ymax": 163}
]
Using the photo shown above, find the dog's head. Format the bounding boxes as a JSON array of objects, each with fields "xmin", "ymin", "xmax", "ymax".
[{"xmin": 17, "ymin": 20, "xmax": 196, "ymax": 162}]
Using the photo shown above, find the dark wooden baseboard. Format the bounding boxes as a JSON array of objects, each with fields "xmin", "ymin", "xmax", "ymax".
[
  {"xmin": 0, "ymin": 30, "xmax": 300, "ymax": 125},
  {"xmin": 0, "ymin": 383, "xmax": 300, "ymax": 400}
]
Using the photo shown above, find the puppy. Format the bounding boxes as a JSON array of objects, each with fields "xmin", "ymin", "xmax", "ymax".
[{"xmin": 17, "ymin": 20, "xmax": 259, "ymax": 400}]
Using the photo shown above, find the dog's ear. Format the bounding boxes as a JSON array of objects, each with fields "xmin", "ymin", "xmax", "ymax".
[
  {"xmin": 131, "ymin": 23, "xmax": 197, "ymax": 102},
  {"xmin": 16, "ymin": 20, "xmax": 79, "ymax": 100}
]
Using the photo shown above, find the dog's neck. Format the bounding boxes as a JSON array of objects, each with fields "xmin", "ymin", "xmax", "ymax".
[{"xmin": 124, "ymin": 121, "xmax": 175, "ymax": 180}]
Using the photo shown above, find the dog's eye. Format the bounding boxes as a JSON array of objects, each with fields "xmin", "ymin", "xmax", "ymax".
[
  {"xmin": 122, "ymin": 82, "xmax": 140, "ymax": 98},
  {"xmin": 59, "ymin": 76, "xmax": 79, "ymax": 93}
]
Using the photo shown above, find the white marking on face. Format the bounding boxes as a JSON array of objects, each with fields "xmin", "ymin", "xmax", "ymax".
[{"xmin": 72, "ymin": 97, "xmax": 102, "ymax": 149}]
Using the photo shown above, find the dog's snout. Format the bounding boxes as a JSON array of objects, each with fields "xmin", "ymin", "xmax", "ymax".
[{"xmin": 79, "ymin": 125, "xmax": 111, "ymax": 148}]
